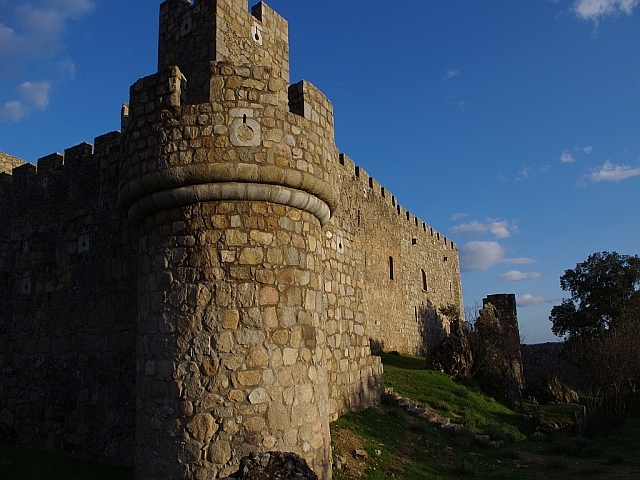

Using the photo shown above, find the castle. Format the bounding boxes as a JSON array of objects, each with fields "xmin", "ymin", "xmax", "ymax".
[{"xmin": 0, "ymin": 1, "xmax": 463, "ymax": 478}]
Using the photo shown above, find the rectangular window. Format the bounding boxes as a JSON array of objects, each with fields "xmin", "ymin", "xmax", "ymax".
[{"xmin": 389, "ymin": 256, "xmax": 394, "ymax": 280}]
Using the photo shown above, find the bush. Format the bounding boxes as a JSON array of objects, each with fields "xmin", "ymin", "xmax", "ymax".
[
  {"xmin": 454, "ymin": 428, "xmax": 477, "ymax": 448},
  {"xmin": 529, "ymin": 431, "xmax": 546, "ymax": 442},
  {"xmin": 484, "ymin": 423, "xmax": 526, "ymax": 443},
  {"xmin": 388, "ymin": 406, "xmax": 406, "ymax": 421},
  {"xmin": 494, "ymin": 468, "xmax": 513, "ymax": 479},
  {"xmin": 381, "ymin": 392, "xmax": 397, "ymax": 406},
  {"xmin": 462, "ymin": 411, "xmax": 486, "ymax": 430},
  {"xmin": 453, "ymin": 458, "xmax": 476, "ymax": 476}
]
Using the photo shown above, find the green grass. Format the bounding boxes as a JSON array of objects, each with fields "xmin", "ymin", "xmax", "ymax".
[
  {"xmin": 0, "ymin": 443, "xmax": 133, "ymax": 480},
  {"xmin": 381, "ymin": 352, "xmax": 517, "ymax": 430},
  {"xmin": 333, "ymin": 352, "xmax": 640, "ymax": 479}
]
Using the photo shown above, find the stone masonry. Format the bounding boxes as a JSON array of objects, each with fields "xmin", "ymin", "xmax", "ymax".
[{"xmin": 0, "ymin": 1, "xmax": 463, "ymax": 479}]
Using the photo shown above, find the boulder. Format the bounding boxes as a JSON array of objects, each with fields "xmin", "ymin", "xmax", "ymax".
[{"xmin": 223, "ymin": 451, "xmax": 318, "ymax": 480}]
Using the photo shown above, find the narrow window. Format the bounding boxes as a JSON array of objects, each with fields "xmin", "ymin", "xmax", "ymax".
[
  {"xmin": 412, "ymin": 238, "xmax": 417, "ymax": 245},
  {"xmin": 389, "ymin": 256, "xmax": 394, "ymax": 280},
  {"xmin": 421, "ymin": 269, "xmax": 428, "ymax": 291},
  {"xmin": 357, "ymin": 209, "xmax": 361, "ymax": 226},
  {"xmin": 415, "ymin": 306, "xmax": 418, "ymax": 322},
  {"xmin": 369, "ymin": 177, "xmax": 373, "ymax": 188}
]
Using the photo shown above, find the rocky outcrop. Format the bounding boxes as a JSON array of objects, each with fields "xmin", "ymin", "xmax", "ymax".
[
  {"xmin": 528, "ymin": 374, "xmax": 579, "ymax": 404},
  {"xmin": 223, "ymin": 452, "xmax": 318, "ymax": 480},
  {"xmin": 426, "ymin": 319, "xmax": 473, "ymax": 380}
]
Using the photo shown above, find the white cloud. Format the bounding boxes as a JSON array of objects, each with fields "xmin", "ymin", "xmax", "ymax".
[
  {"xmin": 0, "ymin": 1, "xmax": 93, "ymax": 121},
  {"xmin": 502, "ymin": 257, "xmax": 537, "ymax": 265},
  {"xmin": 588, "ymin": 160, "xmax": 640, "ymax": 182},
  {"xmin": 459, "ymin": 241, "xmax": 536, "ymax": 272},
  {"xmin": 1, "ymin": 100, "xmax": 27, "ymax": 121},
  {"xmin": 18, "ymin": 80, "xmax": 50, "ymax": 109},
  {"xmin": 573, "ymin": 0, "xmax": 639, "ymax": 22},
  {"xmin": 1, "ymin": 80, "xmax": 51, "ymax": 121},
  {"xmin": 499, "ymin": 270, "xmax": 542, "ymax": 282},
  {"xmin": 449, "ymin": 218, "xmax": 517, "ymax": 239},
  {"xmin": 517, "ymin": 294, "xmax": 548, "ymax": 307},
  {"xmin": 583, "ymin": 146, "xmax": 593, "ymax": 154},
  {"xmin": 560, "ymin": 151, "xmax": 575, "ymax": 163},
  {"xmin": 516, "ymin": 164, "xmax": 550, "ymax": 180},
  {"xmin": 451, "ymin": 213, "xmax": 469, "ymax": 221},
  {"xmin": 444, "ymin": 69, "xmax": 460, "ymax": 80},
  {"xmin": 460, "ymin": 241, "xmax": 505, "ymax": 272}
]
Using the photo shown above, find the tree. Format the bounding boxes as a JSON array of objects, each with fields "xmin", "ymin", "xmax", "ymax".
[{"xmin": 550, "ymin": 251, "xmax": 640, "ymax": 339}]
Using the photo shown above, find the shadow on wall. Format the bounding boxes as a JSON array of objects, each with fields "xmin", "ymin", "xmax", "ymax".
[
  {"xmin": 418, "ymin": 301, "xmax": 449, "ymax": 356},
  {"xmin": 368, "ymin": 301, "xmax": 449, "ymax": 357}
]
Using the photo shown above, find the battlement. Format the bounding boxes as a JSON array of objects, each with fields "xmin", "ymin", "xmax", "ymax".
[
  {"xmin": 337, "ymin": 153, "xmax": 457, "ymax": 251},
  {"xmin": 158, "ymin": 0, "xmax": 289, "ymax": 104},
  {"xmin": 0, "ymin": 133, "xmax": 121, "ymax": 206},
  {"xmin": 0, "ymin": 152, "xmax": 26, "ymax": 175}
]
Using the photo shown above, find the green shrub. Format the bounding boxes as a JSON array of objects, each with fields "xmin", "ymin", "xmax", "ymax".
[
  {"xmin": 483, "ymin": 422, "xmax": 525, "ymax": 443},
  {"xmin": 462, "ymin": 411, "xmax": 486, "ymax": 430},
  {"xmin": 529, "ymin": 431, "xmax": 545, "ymax": 442},
  {"xmin": 454, "ymin": 427, "xmax": 477, "ymax": 448},
  {"xmin": 453, "ymin": 458, "xmax": 476, "ymax": 476},
  {"xmin": 389, "ymin": 406, "xmax": 407, "ymax": 421},
  {"xmin": 494, "ymin": 467, "xmax": 513, "ymax": 479},
  {"xmin": 381, "ymin": 391, "xmax": 397, "ymax": 406}
]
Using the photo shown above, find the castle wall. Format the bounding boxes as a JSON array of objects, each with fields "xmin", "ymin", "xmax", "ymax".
[
  {"xmin": 0, "ymin": 1, "xmax": 463, "ymax": 478},
  {"xmin": 0, "ymin": 135, "xmax": 138, "ymax": 465},
  {"xmin": 0, "ymin": 152, "xmax": 25, "ymax": 176}
]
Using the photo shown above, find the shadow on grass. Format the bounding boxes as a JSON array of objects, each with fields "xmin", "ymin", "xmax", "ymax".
[
  {"xmin": 377, "ymin": 351, "xmax": 427, "ymax": 370},
  {"xmin": 0, "ymin": 443, "xmax": 134, "ymax": 480}
]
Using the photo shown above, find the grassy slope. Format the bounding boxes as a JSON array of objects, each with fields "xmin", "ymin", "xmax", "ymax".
[{"xmin": 332, "ymin": 352, "xmax": 640, "ymax": 479}]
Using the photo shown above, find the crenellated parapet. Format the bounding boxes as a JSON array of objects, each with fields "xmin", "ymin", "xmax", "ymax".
[
  {"xmin": 119, "ymin": 61, "xmax": 338, "ymax": 228},
  {"xmin": 158, "ymin": 0, "xmax": 289, "ymax": 104}
]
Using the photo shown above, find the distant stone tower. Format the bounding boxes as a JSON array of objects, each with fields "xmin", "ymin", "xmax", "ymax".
[
  {"xmin": 482, "ymin": 294, "xmax": 524, "ymax": 390},
  {"xmin": 119, "ymin": 0, "xmax": 338, "ymax": 478}
]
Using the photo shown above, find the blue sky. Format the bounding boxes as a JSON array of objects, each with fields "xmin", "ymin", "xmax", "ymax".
[{"xmin": 1, "ymin": 0, "xmax": 639, "ymax": 344}]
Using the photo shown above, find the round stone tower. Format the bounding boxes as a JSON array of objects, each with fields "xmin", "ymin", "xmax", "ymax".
[{"xmin": 118, "ymin": 0, "xmax": 339, "ymax": 478}]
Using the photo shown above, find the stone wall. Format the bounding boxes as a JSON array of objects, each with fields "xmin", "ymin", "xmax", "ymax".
[
  {"xmin": 482, "ymin": 294, "xmax": 524, "ymax": 390},
  {"xmin": 0, "ymin": 135, "xmax": 138, "ymax": 465},
  {"xmin": 0, "ymin": 152, "xmax": 25, "ymax": 176}
]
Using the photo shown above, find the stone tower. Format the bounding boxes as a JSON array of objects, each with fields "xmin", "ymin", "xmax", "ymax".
[{"xmin": 119, "ymin": 0, "xmax": 338, "ymax": 478}]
